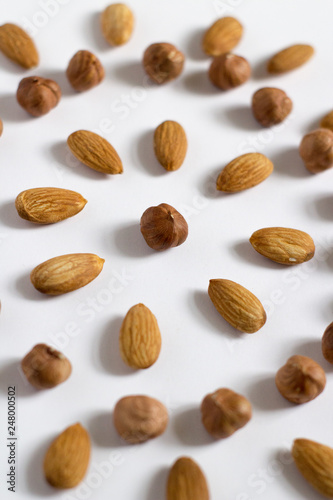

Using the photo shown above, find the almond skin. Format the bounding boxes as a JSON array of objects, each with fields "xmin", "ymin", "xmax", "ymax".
[
  {"xmin": 15, "ymin": 187, "xmax": 87, "ymax": 224},
  {"xmin": 67, "ymin": 130, "xmax": 123, "ymax": 174},
  {"xmin": 0, "ymin": 23, "xmax": 39, "ymax": 68},
  {"xmin": 167, "ymin": 457, "xmax": 210, "ymax": 500},
  {"xmin": 216, "ymin": 153, "xmax": 273, "ymax": 192},
  {"xmin": 21, "ymin": 344, "xmax": 72, "ymax": 389},
  {"xmin": 203, "ymin": 17, "xmax": 243, "ymax": 56},
  {"xmin": 101, "ymin": 3, "xmax": 134, "ymax": 46},
  {"xmin": 208, "ymin": 279, "xmax": 266, "ymax": 333},
  {"xmin": 267, "ymin": 44, "xmax": 314, "ymax": 74},
  {"xmin": 44, "ymin": 423, "xmax": 90, "ymax": 489},
  {"xmin": 250, "ymin": 227, "xmax": 315, "ymax": 265},
  {"xmin": 119, "ymin": 303, "xmax": 162, "ymax": 369},
  {"xmin": 154, "ymin": 120, "xmax": 187, "ymax": 171},
  {"xmin": 292, "ymin": 439, "xmax": 333, "ymax": 498},
  {"xmin": 31, "ymin": 253, "xmax": 105, "ymax": 295}
]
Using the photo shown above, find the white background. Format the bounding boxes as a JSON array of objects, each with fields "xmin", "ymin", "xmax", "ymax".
[{"xmin": 1, "ymin": 0, "xmax": 333, "ymax": 499}]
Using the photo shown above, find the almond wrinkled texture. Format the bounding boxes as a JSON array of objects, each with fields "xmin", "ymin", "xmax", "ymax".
[
  {"xmin": 299, "ymin": 129, "xmax": 333, "ymax": 174},
  {"xmin": 201, "ymin": 388, "xmax": 252, "ymax": 439},
  {"xmin": 321, "ymin": 111, "xmax": 333, "ymax": 132},
  {"xmin": 140, "ymin": 203, "xmax": 188, "ymax": 250},
  {"xmin": 208, "ymin": 279, "xmax": 266, "ymax": 333},
  {"xmin": 113, "ymin": 395, "xmax": 168, "ymax": 443},
  {"xmin": 322, "ymin": 322, "xmax": 333, "ymax": 364},
  {"xmin": 15, "ymin": 187, "xmax": 87, "ymax": 224},
  {"xmin": 209, "ymin": 53, "xmax": 250, "ymax": 90},
  {"xmin": 101, "ymin": 3, "xmax": 134, "ymax": 46},
  {"xmin": 66, "ymin": 50, "xmax": 105, "ymax": 92},
  {"xmin": 67, "ymin": 130, "xmax": 123, "ymax": 174},
  {"xmin": 267, "ymin": 44, "xmax": 314, "ymax": 74},
  {"xmin": 292, "ymin": 439, "xmax": 333, "ymax": 498},
  {"xmin": 44, "ymin": 423, "xmax": 90, "ymax": 489},
  {"xmin": 275, "ymin": 355, "xmax": 326, "ymax": 404},
  {"xmin": 21, "ymin": 344, "xmax": 72, "ymax": 389},
  {"xmin": 252, "ymin": 87, "xmax": 293, "ymax": 127},
  {"xmin": 31, "ymin": 253, "xmax": 105, "ymax": 295},
  {"xmin": 167, "ymin": 457, "xmax": 210, "ymax": 500},
  {"xmin": 154, "ymin": 120, "xmax": 188, "ymax": 171},
  {"xmin": 17, "ymin": 77, "xmax": 61, "ymax": 117},
  {"xmin": 119, "ymin": 303, "xmax": 162, "ymax": 369},
  {"xmin": 0, "ymin": 23, "xmax": 39, "ymax": 68},
  {"xmin": 143, "ymin": 42, "xmax": 185, "ymax": 84},
  {"xmin": 250, "ymin": 227, "xmax": 315, "ymax": 265},
  {"xmin": 216, "ymin": 153, "xmax": 273, "ymax": 192},
  {"xmin": 203, "ymin": 17, "xmax": 243, "ymax": 56}
]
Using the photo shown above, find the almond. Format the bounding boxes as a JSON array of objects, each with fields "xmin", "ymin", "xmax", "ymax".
[
  {"xmin": 154, "ymin": 120, "xmax": 188, "ymax": 171},
  {"xmin": 208, "ymin": 279, "xmax": 266, "ymax": 333},
  {"xmin": 15, "ymin": 187, "xmax": 87, "ymax": 224},
  {"xmin": 167, "ymin": 457, "xmax": 210, "ymax": 500},
  {"xmin": 250, "ymin": 227, "xmax": 315, "ymax": 265},
  {"xmin": 292, "ymin": 438, "xmax": 333, "ymax": 498},
  {"xmin": 119, "ymin": 303, "xmax": 162, "ymax": 369},
  {"xmin": 67, "ymin": 130, "xmax": 123, "ymax": 175},
  {"xmin": 267, "ymin": 44, "xmax": 314, "ymax": 74},
  {"xmin": 31, "ymin": 253, "xmax": 105, "ymax": 295},
  {"xmin": 101, "ymin": 3, "xmax": 134, "ymax": 46},
  {"xmin": 44, "ymin": 423, "xmax": 90, "ymax": 489},
  {"xmin": 0, "ymin": 23, "xmax": 39, "ymax": 69},
  {"xmin": 216, "ymin": 153, "xmax": 273, "ymax": 192},
  {"xmin": 203, "ymin": 17, "xmax": 243, "ymax": 56}
]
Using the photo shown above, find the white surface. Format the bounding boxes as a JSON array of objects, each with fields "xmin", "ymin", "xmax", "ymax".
[{"xmin": 1, "ymin": 0, "xmax": 333, "ymax": 498}]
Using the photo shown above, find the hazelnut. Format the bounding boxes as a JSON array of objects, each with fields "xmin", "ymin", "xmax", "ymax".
[
  {"xmin": 299, "ymin": 128, "xmax": 333, "ymax": 173},
  {"xmin": 16, "ymin": 77, "xmax": 61, "ymax": 117},
  {"xmin": 201, "ymin": 388, "xmax": 252, "ymax": 439},
  {"xmin": 320, "ymin": 110, "xmax": 333, "ymax": 132},
  {"xmin": 275, "ymin": 355, "xmax": 326, "ymax": 404},
  {"xmin": 66, "ymin": 50, "xmax": 105, "ymax": 92},
  {"xmin": 113, "ymin": 395, "xmax": 168, "ymax": 444},
  {"xmin": 101, "ymin": 3, "xmax": 134, "ymax": 46},
  {"xmin": 21, "ymin": 344, "xmax": 72, "ymax": 389},
  {"xmin": 209, "ymin": 53, "xmax": 251, "ymax": 90},
  {"xmin": 322, "ymin": 322, "xmax": 333, "ymax": 363},
  {"xmin": 140, "ymin": 203, "xmax": 188, "ymax": 251},
  {"xmin": 252, "ymin": 87, "xmax": 293, "ymax": 127},
  {"xmin": 143, "ymin": 42, "xmax": 185, "ymax": 84}
]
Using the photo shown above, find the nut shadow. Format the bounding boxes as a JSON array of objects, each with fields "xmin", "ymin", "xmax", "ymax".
[
  {"xmin": 197, "ymin": 167, "xmax": 221, "ymax": 199},
  {"xmin": 90, "ymin": 11, "xmax": 112, "ymax": 52},
  {"xmin": 311, "ymin": 194, "xmax": 333, "ymax": 221},
  {"xmin": 252, "ymin": 56, "xmax": 270, "ymax": 80},
  {"xmin": 41, "ymin": 69, "xmax": 75, "ymax": 98},
  {"xmin": 173, "ymin": 406, "xmax": 214, "ymax": 446},
  {"xmin": 113, "ymin": 222, "xmax": 155, "ymax": 258},
  {"xmin": 232, "ymin": 240, "xmax": 283, "ymax": 270},
  {"xmin": 147, "ymin": 467, "xmax": 169, "ymax": 500},
  {"xmin": 0, "ymin": 201, "xmax": 46, "ymax": 229},
  {"xmin": 50, "ymin": 141, "xmax": 109, "ymax": 180},
  {"xmin": 0, "ymin": 359, "xmax": 36, "ymax": 397},
  {"xmin": 16, "ymin": 272, "xmax": 52, "ymax": 302},
  {"xmin": 0, "ymin": 93, "xmax": 31, "ymax": 122},
  {"xmin": 98, "ymin": 316, "xmax": 134, "ymax": 376},
  {"xmin": 247, "ymin": 375, "xmax": 293, "ymax": 411},
  {"xmin": 113, "ymin": 61, "xmax": 147, "ymax": 87},
  {"xmin": 302, "ymin": 113, "xmax": 323, "ymax": 134},
  {"xmin": 182, "ymin": 70, "xmax": 219, "ymax": 96},
  {"xmin": 26, "ymin": 434, "xmax": 56, "ymax": 497},
  {"xmin": 292, "ymin": 339, "xmax": 333, "ymax": 372},
  {"xmin": 137, "ymin": 129, "xmax": 168, "ymax": 177},
  {"xmin": 271, "ymin": 147, "xmax": 308, "ymax": 178},
  {"xmin": 280, "ymin": 449, "xmax": 324, "ymax": 500},
  {"xmin": 88, "ymin": 411, "xmax": 125, "ymax": 448},
  {"xmin": 184, "ymin": 28, "xmax": 207, "ymax": 62},
  {"xmin": 0, "ymin": 53, "xmax": 30, "ymax": 74},
  {"xmin": 224, "ymin": 105, "xmax": 258, "ymax": 131}
]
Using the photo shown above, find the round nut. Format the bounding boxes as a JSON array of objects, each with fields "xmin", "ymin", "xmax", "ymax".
[
  {"xmin": 321, "ymin": 110, "xmax": 333, "ymax": 132},
  {"xmin": 322, "ymin": 322, "xmax": 333, "ymax": 363},
  {"xmin": 143, "ymin": 43, "xmax": 185, "ymax": 84},
  {"xmin": 113, "ymin": 395, "xmax": 168, "ymax": 443},
  {"xmin": 252, "ymin": 87, "xmax": 292, "ymax": 127},
  {"xmin": 201, "ymin": 388, "xmax": 252, "ymax": 439},
  {"xmin": 209, "ymin": 53, "xmax": 250, "ymax": 90},
  {"xmin": 275, "ymin": 355, "xmax": 326, "ymax": 404},
  {"xmin": 66, "ymin": 50, "xmax": 105, "ymax": 92},
  {"xmin": 21, "ymin": 344, "xmax": 72, "ymax": 389},
  {"xmin": 16, "ymin": 77, "xmax": 61, "ymax": 117},
  {"xmin": 299, "ymin": 128, "xmax": 333, "ymax": 174},
  {"xmin": 101, "ymin": 3, "xmax": 134, "ymax": 46}
]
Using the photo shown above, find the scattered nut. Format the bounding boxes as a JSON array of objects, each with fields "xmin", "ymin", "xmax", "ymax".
[
  {"xmin": 320, "ymin": 110, "xmax": 333, "ymax": 132},
  {"xmin": 0, "ymin": 23, "xmax": 39, "ymax": 68},
  {"xmin": 267, "ymin": 44, "xmax": 314, "ymax": 74},
  {"xmin": 16, "ymin": 76, "xmax": 61, "ymax": 117},
  {"xmin": 143, "ymin": 42, "xmax": 185, "ymax": 84},
  {"xmin": 252, "ymin": 87, "xmax": 292, "ymax": 127},
  {"xmin": 167, "ymin": 457, "xmax": 210, "ymax": 500},
  {"xmin": 21, "ymin": 344, "xmax": 72, "ymax": 389},
  {"xmin": 140, "ymin": 203, "xmax": 188, "ymax": 250},
  {"xmin": 203, "ymin": 17, "xmax": 243, "ymax": 56},
  {"xmin": 66, "ymin": 50, "xmax": 105, "ymax": 92},
  {"xmin": 322, "ymin": 322, "xmax": 333, "ymax": 363},
  {"xmin": 101, "ymin": 3, "xmax": 134, "ymax": 46},
  {"xmin": 154, "ymin": 120, "xmax": 188, "ymax": 171},
  {"xmin": 299, "ymin": 128, "xmax": 333, "ymax": 173},
  {"xmin": 275, "ymin": 355, "xmax": 326, "ymax": 404},
  {"xmin": 0, "ymin": 119, "xmax": 3, "ymax": 136},
  {"xmin": 209, "ymin": 53, "xmax": 250, "ymax": 90}
]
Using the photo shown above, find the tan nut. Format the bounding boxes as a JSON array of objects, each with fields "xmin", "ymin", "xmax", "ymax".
[
  {"xmin": 101, "ymin": 3, "xmax": 134, "ymax": 46},
  {"xmin": 66, "ymin": 50, "xmax": 105, "ymax": 92},
  {"xmin": 16, "ymin": 77, "xmax": 61, "ymax": 117},
  {"xmin": 322, "ymin": 322, "xmax": 333, "ymax": 363},
  {"xmin": 299, "ymin": 129, "xmax": 333, "ymax": 173},
  {"xmin": 143, "ymin": 43, "xmax": 185, "ymax": 84},
  {"xmin": 21, "ymin": 344, "xmax": 72, "ymax": 389}
]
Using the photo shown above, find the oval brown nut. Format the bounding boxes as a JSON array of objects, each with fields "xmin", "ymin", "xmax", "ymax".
[
  {"xmin": 143, "ymin": 42, "xmax": 185, "ymax": 84},
  {"xmin": 203, "ymin": 17, "xmax": 243, "ymax": 56},
  {"xmin": 15, "ymin": 187, "xmax": 87, "ymax": 224},
  {"xmin": 216, "ymin": 152, "xmax": 273, "ymax": 193},
  {"xmin": 113, "ymin": 395, "xmax": 168, "ymax": 443},
  {"xmin": 209, "ymin": 53, "xmax": 250, "ymax": 90},
  {"xmin": 299, "ymin": 129, "xmax": 333, "ymax": 174},
  {"xmin": 17, "ymin": 77, "xmax": 61, "ymax": 117},
  {"xmin": 0, "ymin": 23, "xmax": 39, "ymax": 68},
  {"xmin": 21, "ymin": 344, "xmax": 72, "ymax": 389},
  {"xmin": 208, "ymin": 279, "xmax": 266, "ymax": 333},
  {"xmin": 167, "ymin": 457, "xmax": 210, "ymax": 500},
  {"xmin": 275, "ymin": 355, "xmax": 326, "ymax": 404},
  {"xmin": 201, "ymin": 388, "xmax": 252, "ymax": 439},
  {"xmin": 119, "ymin": 303, "xmax": 161, "ymax": 369},
  {"xmin": 322, "ymin": 322, "xmax": 333, "ymax": 363},
  {"xmin": 31, "ymin": 253, "xmax": 105, "ymax": 295},
  {"xmin": 66, "ymin": 50, "xmax": 105, "ymax": 92},
  {"xmin": 252, "ymin": 88, "xmax": 292, "ymax": 127},
  {"xmin": 44, "ymin": 423, "xmax": 90, "ymax": 489},
  {"xmin": 267, "ymin": 44, "xmax": 314, "ymax": 74},
  {"xmin": 154, "ymin": 120, "xmax": 187, "ymax": 171},
  {"xmin": 67, "ymin": 130, "xmax": 123, "ymax": 174},
  {"xmin": 321, "ymin": 110, "xmax": 333, "ymax": 132},
  {"xmin": 101, "ymin": 3, "xmax": 134, "ymax": 46},
  {"xmin": 250, "ymin": 227, "xmax": 315, "ymax": 265}
]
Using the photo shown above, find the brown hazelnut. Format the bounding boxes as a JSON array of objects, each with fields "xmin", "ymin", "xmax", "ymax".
[
  {"xmin": 320, "ymin": 110, "xmax": 333, "ymax": 132},
  {"xmin": 113, "ymin": 395, "xmax": 168, "ymax": 444},
  {"xmin": 21, "ymin": 344, "xmax": 72, "ymax": 389},
  {"xmin": 299, "ymin": 128, "xmax": 333, "ymax": 174},
  {"xmin": 143, "ymin": 43, "xmax": 185, "ymax": 84},
  {"xmin": 209, "ymin": 53, "xmax": 251, "ymax": 90},
  {"xmin": 66, "ymin": 50, "xmax": 105, "ymax": 92},
  {"xmin": 252, "ymin": 87, "xmax": 293, "ymax": 127},
  {"xmin": 16, "ymin": 76, "xmax": 61, "ymax": 117},
  {"xmin": 275, "ymin": 355, "xmax": 326, "ymax": 404},
  {"xmin": 322, "ymin": 322, "xmax": 333, "ymax": 363},
  {"xmin": 201, "ymin": 388, "xmax": 252, "ymax": 439},
  {"xmin": 140, "ymin": 203, "xmax": 188, "ymax": 251}
]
